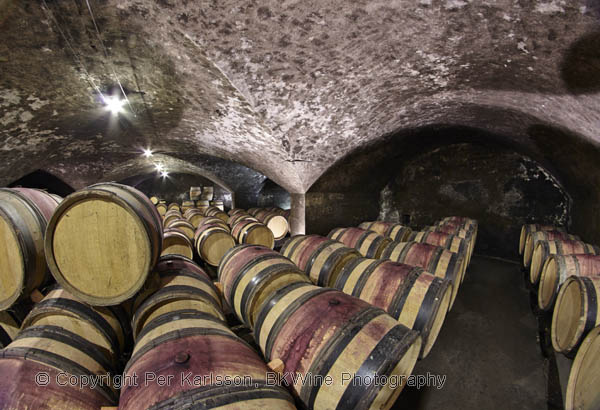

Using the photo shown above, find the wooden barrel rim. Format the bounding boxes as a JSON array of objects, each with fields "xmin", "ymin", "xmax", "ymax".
[
  {"xmin": 306, "ymin": 241, "xmax": 361, "ymax": 287},
  {"xmin": 335, "ymin": 258, "xmax": 384, "ymax": 292},
  {"xmin": 564, "ymin": 326, "xmax": 600, "ymax": 410},
  {"xmin": 45, "ymin": 189, "xmax": 155, "ymax": 305},
  {"xmin": 226, "ymin": 252, "xmax": 294, "ymax": 298},
  {"xmin": 0, "ymin": 204, "xmax": 31, "ymax": 308},
  {"xmin": 125, "ymin": 310, "xmax": 237, "ymax": 373},
  {"xmin": 149, "ymin": 382, "xmax": 294, "ymax": 410},
  {"xmin": 23, "ymin": 297, "xmax": 123, "ymax": 355}
]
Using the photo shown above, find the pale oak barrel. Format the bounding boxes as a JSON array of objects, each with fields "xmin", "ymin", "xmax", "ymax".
[
  {"xmin": 45, "ymin": 183, "xmax": 163, "ymax": 306},
  {"xmin": 280, "ymin": 235, "xmax": 360, "ymax": 287},
  {"xmin": 231, "ymin": 219, "xmax": 275, "ymax": 249},
  {"xmin": 0, "ymin": 188, "xmax": 60, "ymax": 309},
  {"xmin": 162, "ymin": 228, "xmax": 194, "ymax": 259},
  {"xmin": 255, "ymin": 209, "xmax": 289, "ymax": 241},
  {"xmin": 538, "ymin": 254, "xmax": 600, "ymax": 311},
  {"xmin": 552, "ymin": 276, "xmax": 600, "ymax": 356},
  {"xmin": 328, "ymin": 227, "xmax": 393, "ymax": 259},
  {"xmin": 194, "ymin": 223, "xmax": 236, "ymax": 267},
  {"xmin": 564, "ymin": 326, "xmax": 600, "ymax": 410},
  {"xmin": 519, "ymin": 224, "xmax": 566, "ymax": 255},
  {"xmin": 218, "ymin": 245, "xmax": 310, "ymax": 327}
]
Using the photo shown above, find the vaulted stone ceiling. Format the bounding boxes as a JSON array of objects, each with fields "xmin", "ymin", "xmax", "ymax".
[{"xmin": 0, "ymin": 0, "xmax": 599, "ymax": 193}]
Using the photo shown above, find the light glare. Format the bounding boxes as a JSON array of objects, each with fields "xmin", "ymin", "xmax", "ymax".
[
  {"xmin": 161, "ymin": 171, "xmax": 169, "ymax": 178},
  {"xmin": 103, "ymin": 96, "xmax": 125, "ymax": 114},
  {"xmin": 142, "ymin": 149, "xmax": 153, "ymax": 158}
]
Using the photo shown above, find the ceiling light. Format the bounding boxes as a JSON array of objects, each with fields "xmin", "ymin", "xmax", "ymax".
[
  {"xmin": 155, "ymin": 163, "xmax": 164, "ymax": 172},
  {"xmin": 142, "ymin": 149, "xmax": 153, "ymax": 158},
  {"xmin": 160, "ymin": 171, "xmax": 169, "ymax": 178},
  {"xmin": 103, "ymin": 95, "xmax": 125, "ymax": 114}
]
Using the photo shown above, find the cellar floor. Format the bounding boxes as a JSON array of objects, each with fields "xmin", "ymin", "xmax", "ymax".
[{"xmin": 393, "ymin": 255, "xmax": 548, "ymax": 410}]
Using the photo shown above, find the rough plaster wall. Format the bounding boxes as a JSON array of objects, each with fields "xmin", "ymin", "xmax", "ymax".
[
  {"xmin": 380, "ymin": 143, "xmax": 571, "ymax": 258},
  {"xmin": 1, "ymin": 0, "xmax": 599, "ymax": 195}
]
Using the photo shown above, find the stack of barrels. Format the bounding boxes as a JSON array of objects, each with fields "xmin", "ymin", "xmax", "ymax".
[
  {"xmin": 518, "ymin": 223, "xmax": 600, "ymax": 410},
  {"xmin": 120, "ymin": 254, "xmax": 295, "ymax": 409},
  {"xmin": 227, "ymin": 208, "xmax": 276, "ymax": 249},
  {"xmin": 282, "ymin": 231, "xmax": 454, "ymax": 358},
  {"xmin": 219, "ymin": 244, "xmax": 422, "ymax": 409}
]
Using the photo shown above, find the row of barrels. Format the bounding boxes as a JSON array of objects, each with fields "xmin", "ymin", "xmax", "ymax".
[
  {"xmin": 219, "ymin": 244, "xmax": 422, "ymax": 409},
  {"xmin": 154, "ymin": 198, "xmax": 224, "ymax": 216},
  {"xmin": 518, "ymin": 224, "xmax": 600, "ymax": 410}
]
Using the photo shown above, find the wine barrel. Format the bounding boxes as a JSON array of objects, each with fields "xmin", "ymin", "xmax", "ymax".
[
  {"xmin": 524, "ymin": 230, "xmax": 580, "ymax": 268},
  {"xmin": 181, "ymin": 200, "xmax": 195, "ymax": 213},
  {"xmin": 438, "ymin": 216, "xmax": 478, "ymax": 231},
  {"xmin": 424, "ymin": 224, "xmax": 475, "ymax": 259},
  {"xmin": 334, "ymin": 258, "xmax": 451, "ymax": 358},
  {"xmin": 231, "ymin": 220, "xmax": 275, "ymax": 249},
  {"xmin": 0, "ymin": 305, "xmax": 29, "ymax": 348},
  {"xmin": 156, "ymin": 201, "xmax": 167, "ymax": 216},
  {"xmin": 408, "ymin": 231, "xmax": 469, "ymax": 265},
  {"xmin": 162, "ymin": 228, "xmax": 194, "ymax": 259},
  {"xmin": 328, "ymin": 227, "xmax": 393, "ymax": 259},
  {"xmin": 538, "ymin": 254, "xmax": 600, "ymax": 311},
  {"xmin": 228, "ymin": 208, "xmax": 246, "ymax": 217},
  {"xmin": 529, "ymin": 240, "xmax": 600, "ymax": 285},
  {"xmin": 552, "ymin": 275, "xmax": 600, "ymax": 356},
  {"xmin": 255, "ymin": 210, "xmax": 289, "ymax": 241},
  {"xmin": 211, "ymin": 200, "xmax": 225, "ymax": 211},
  {"xmin": 21, "ymin": 288, "xmax": 129, "ymax": 364},
  {"xmin": 165, "ymin": 218, "xmax": 195, "ymax": 240},
  {"xmin": 183, "ymin": 208, "xmax": 204, "ymax": 228},
  {"xmin": 564, "ymin": 326, "xmax": 600, "ymax": 410},
  {"xmin": 358, "ymin": 221, "xmax": 413, "ymax": 242},
  {"xmin": 131, "ymin": 255, "xmax": 225, "ymax": 339},
  {"xmin": 205, "ymin": 206, "xmax": 228, "ymax": 222},
  {"xmin": 199, "ymin": 215, "xmax": 230, "ymax": 231},
  {"xmin": 163, "ymin": 209, "xmax": 183, "ymax": 227},
  {"xmin": 120, "ymin": 310, "xmax": 295, "ymax": 410},
  {"xmin": 0, "ymin": 188, "xmax": 60, "ymax": 309},
  {"xmin": 519, "ymin": 224, "xmax": 565, "ymax": 255},
  {"xmin": 196, "ymin": 200, "xmax": 210, "ymax": 214},
  {"xmin": 201, "ymin": 186, "xmax": 214, "ymax": 201},
  {"xmin": 167, "ymin": 203, "xmax": 180, "ymax": 212},
  {"xmin": 228, "ymin": 212, "xmax": 258, "ymax": 227},
  {"xmin": 254, "ymin": 282, "xmax": 422, "ymax": 410},
  {"xmin": 280, "ymin": 235, "xmax": 361, "ymax": 287},
  {"xmin": 381, "ymin": 241, "xmax": 465, "ymax": 310},
  {"xmin": 218, "ymin": 245, "xmax": 310, "ymax": 326},
  {"xmin": 149, "ymin": 196, "xmax": 159, "ymax": 205},
  {"xmin": 194, "ymin": 223, "xmax": 236, "ymax": 267},
  {"xmin": 247, "ymin": 207, "xmax": 261, "ymax": 216},
  {"xmin": 189, "ymin": 186, "xmax": 202, "ymax": 201},
  {"xmin": 45, "ymin": 183, "xmax": 163, "ymax": 306}
]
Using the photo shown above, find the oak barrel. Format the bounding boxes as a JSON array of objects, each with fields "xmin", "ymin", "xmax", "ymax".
[
  {"xmin": 0, "ymin": 305, "xmax": 28, "ymax": 348},
  {"xmin": 358, "ymin": 221, "xmax": 413, "ymax": 242},
  {"xmin": 199, "ymin": 215, "xmax": 230, "ymax": 231},
  {"xmin": 254, "ymin": 281, "xmax": 422, "ymax": 410},
  {"xmin": 228, "ymin": 212, "xmax": 258, "ymax": 227},
  {"xmin": 280, "ymin": 235, "xmax": 361, "ymax": 287},
  {"xmin": 183, "ymin": 208, "xmax": 204, "ymax": 228},
  {"xmin": 165, "ymin": 218, "xmax": 195, "ymax": 240},
  {"xmin": 523, "ymin": 230, "xmax": 580, "ymax": 268},
  {"xmin": 530, "ymin": 240, "xmax": 600, "ymax": 285},
  {"xmin": 205, "ymin": 206, "xmax": 228, "ymax": 222},
  {"xmin": 162, "ymin": 228, "xmax": 194, "ymax": 259},
  {"xmin": 255, "ymin": 210, "xmax": 289, "ymax": 240},
  {"xmin": 552, "ymin": 276, "xmax": 600, "ymax": 356},
  {"xmin": 564, "ymin": 326, "xmax": 600, "ymax": 410},
  {"xmin": 231, "ymin": 220, "xmax": 275, "ymax": 249},
  {"xmin": 45, "ymin": 183, "xmax": 163, "ymax": 306},
  {"xmin": 201, "ymin": 186, "xmax": 214, "ymax": 201},
  {"xmin": 328, "ymin": 227, "xmax": 393, "ymax": 259},
  {"xmin": 194, "ymin": 223, "xmax": 236, "ymax": 267},
  {"xmin": 519, "ymin": 224, "xmax": 565, "ymax": 255},
  {"xmin": 0, "ymin": 188, "xmax": 60, "ymax": 309},
  {"xmin": 380, "ymin": 241, "xmax": 465, "ymax": 309},
  {"xmin": 131, "ymin": 255, "xmax": 225, "ymax": 339},
  {"xmin": 218, "ymin": 245, "xmax": 310, "ymax": 326},
  {"xmin": 538, "ymin": 254, "xmax": 600, "ymax": 311},
  {"xmin": 120, "ymin": 310, "xmax": 295, "ymax": 410},
  {"xmin": 408, "ymin": 231, "xmax": 469, "ymax": 265},
  {"xmin": 149, "ymin": 196, "xmax": 159, "ymax": 205},
  {"xmin": 167, "ymin": 203, "xmax": 180, "ymax": 212},
  {"xmin": 334, "ymin": 258, "xmax": 451, "ymax": 358},
  {"xmin": 181, "ymin": 200, "xmax": 195, "ymax": 213},
  {"xmin": 189, "ymin": 186, "xmax": 202, "ymax": 201},
  {"xmin": 156, "ymin": 201, "xmax": 168, "ymax": 216},
  {"xmin": 163, "ymin": 209, "xmax": 183, "ymax": 227}
]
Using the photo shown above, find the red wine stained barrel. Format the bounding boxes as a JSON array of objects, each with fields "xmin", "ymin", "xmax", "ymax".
[
  {"xmin": 194, "ymin": 223, "xmax": 236, "ymax": 267},
  {"xmin": 231, "ymin": 220, "xmax": 275, "ymax": 249},
  {"xmin": 552, "ymin": 276, "xmax": 600, "ymax": 357},
  {"xmin": 358, "ymin": 221, "xmax": 413, "ymax": 242},
  {"xmin": 334, "ymin": 258, "xmax": 451, "ymax": 358},
  {"xmin": 0, "ymin": 188, "xmax": 60, "ymax": 309},
  {"xmin": 254, "ymin": 282, "xmax": 422, "ymax": 410},
  {"xmin": 380, "ymin": 241, "xmax": 465, "ymax": 310},
  {"xmin": 408, "ymin": 231, "xmax": 469, "ymax": 265},
  {"xmin": 529, "ymin": 240, "xmax": 600, "ymax": 285},
  {"xmin": 120, "ymin": 310, "xmax": 295, "ymax": 410},
  {"xmin": 280, "ymin": 235, "xmax": 361, "ymax": 287},
  {"xmin": 564, "ymin": 326, "xmax": 600, "ymax": 410},
  {"xmin": 218, "ymin": 245, "xmax": 310, "ymax": 327},
  {"xmin": 519, "ymin": 224, "xmax": 566, "ymax": 255},
  {"xmin": 538, "ymin": 254, "xmax": 600, "ymax": 311},
  {"xmin": 328, "ymin": 227, "xmax": 393, "ymax": 259},
  {"xmin": 45, "ymin": 183, "xmax": 163, "ymax": 306},
  {"xmin": 523, "ymin": 230, "xmax": 580, "ymax": 268},
  {"xmin": 424, "ymin": 224, "xmax": 475, "ymax": 259}
]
